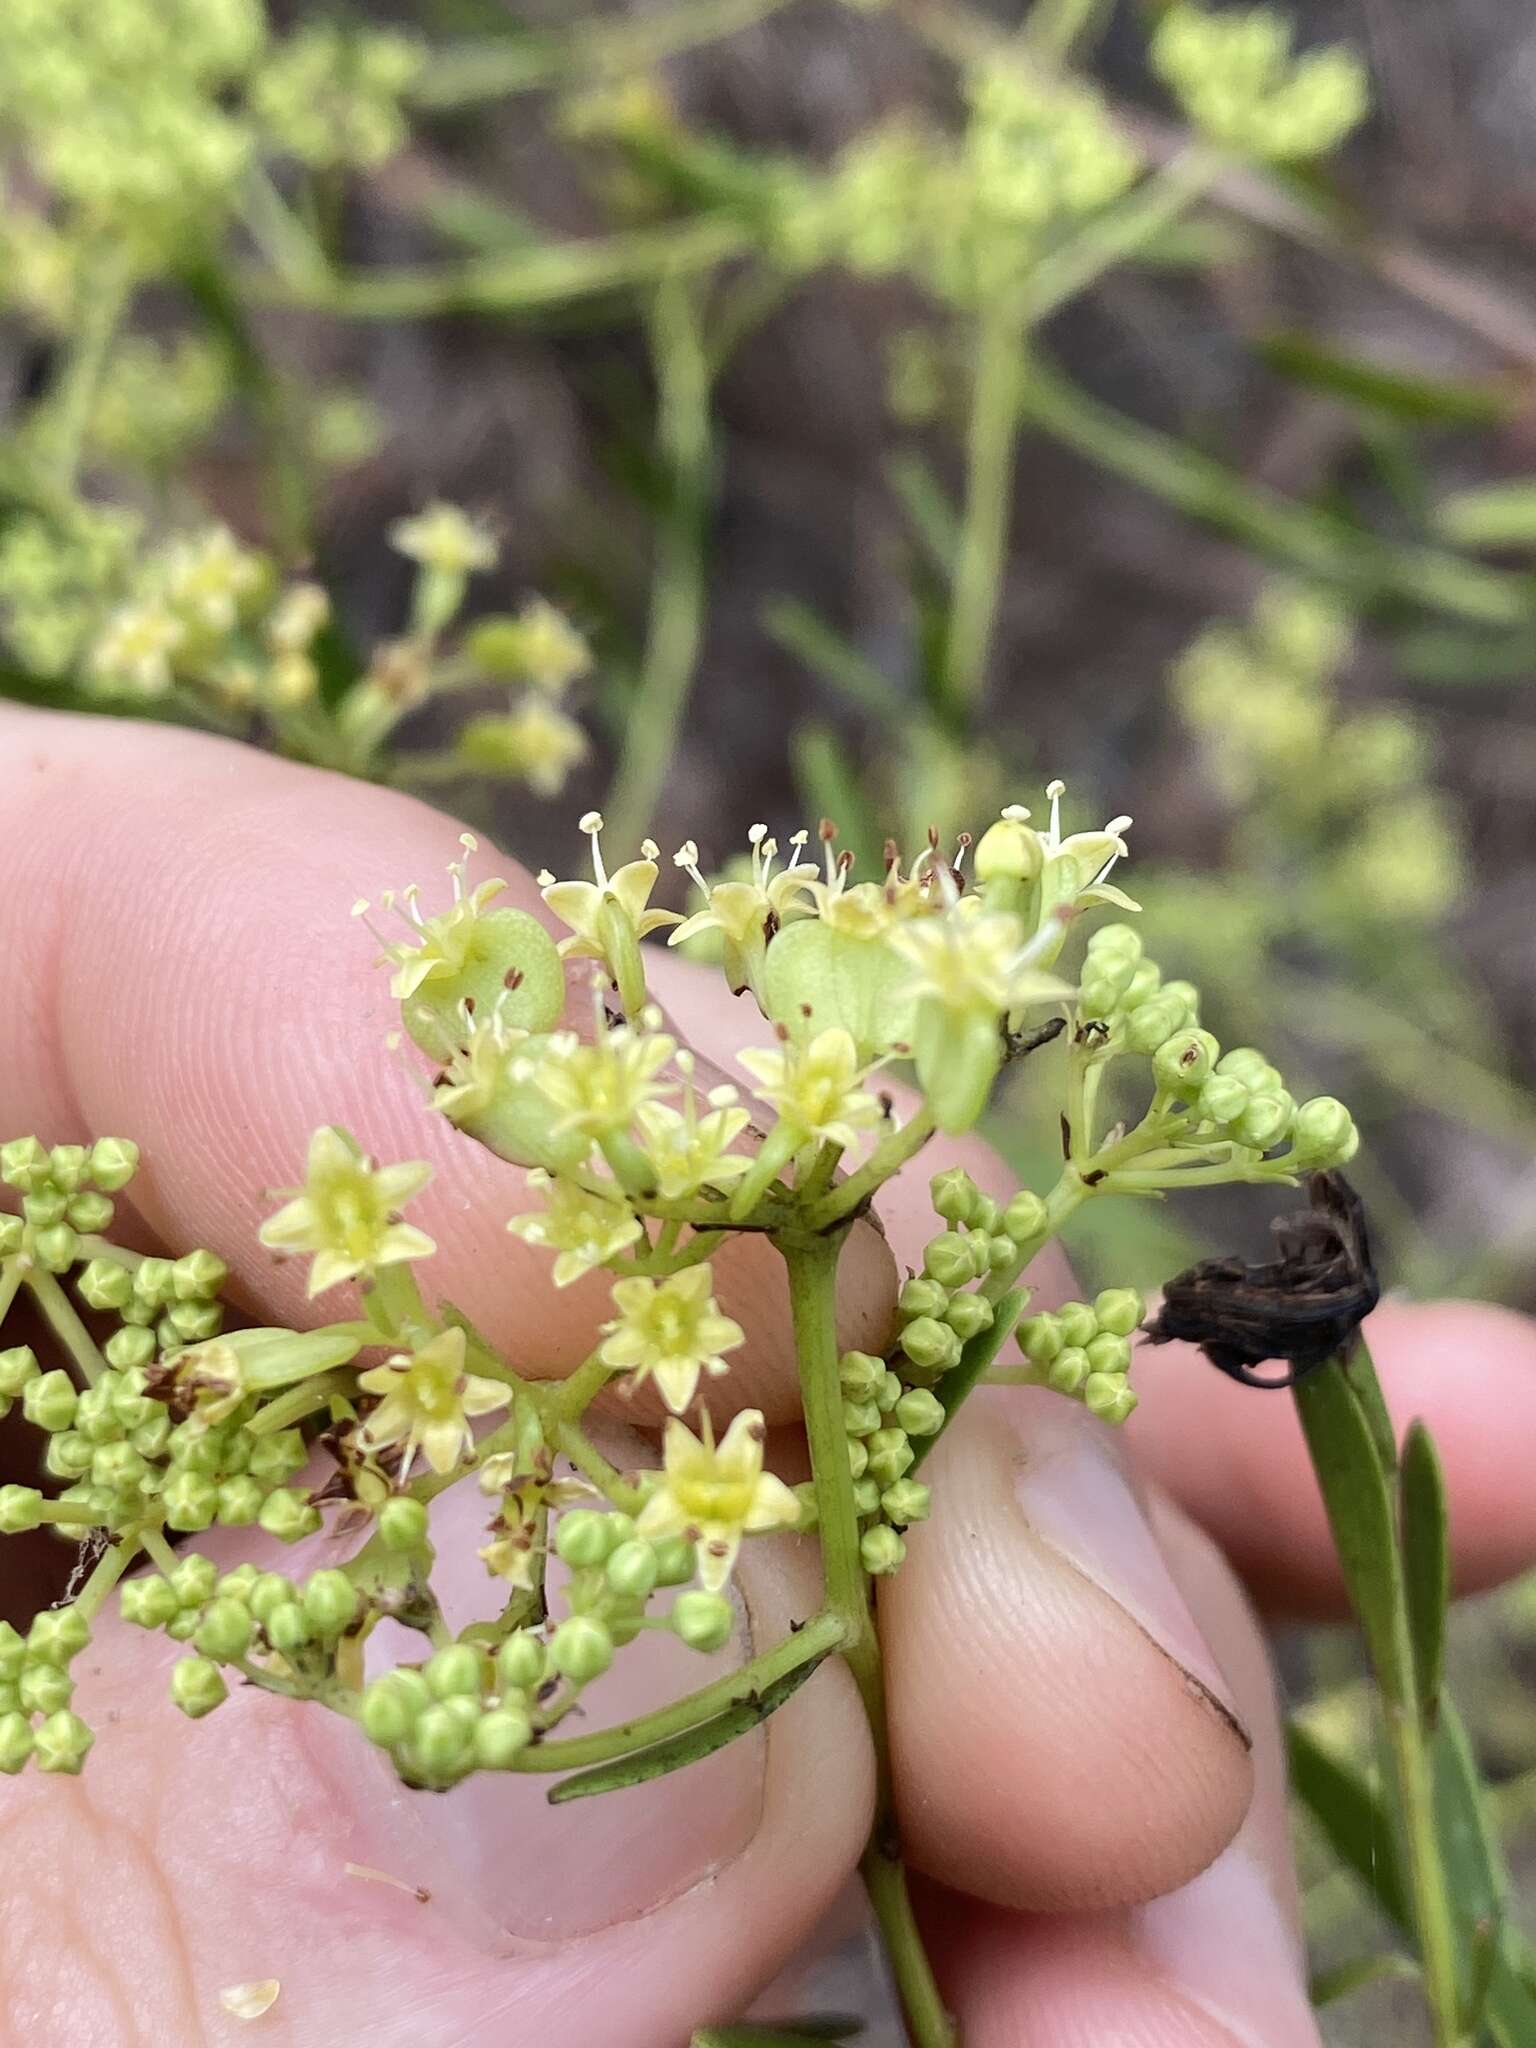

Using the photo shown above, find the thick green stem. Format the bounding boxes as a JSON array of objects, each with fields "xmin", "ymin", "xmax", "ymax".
[
  {"xmin": 941, "ymin": 293, "xmax": 1023, "ymax": 723},
  {"xmin": 604, "ymin": 275, "xmax": 713, "ymax": 852},
  {"xmin": 783, "ymin": 1233, "xmax": 955, "ymax": 2048},
  {"xmin": 803, "ymin": 1108, "xmax": 938, "ymax": 1233},
  {"xmin": 26, "ymin": 1268, "xmax": 107, "ymax": 1386}
]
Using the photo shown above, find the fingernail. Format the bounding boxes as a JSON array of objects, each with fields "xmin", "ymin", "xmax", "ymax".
[
  {"xmin": 1134, "ymin": 1845, "xmax": 1318, "ymax": 2048},
  {"xmin": 300, "ymin": 1473, "xmax": 765, "ymax": 1950},
  {"xmin": 1011, "ymin": 1393, "xmax": 1249, "ymax": 1743}
]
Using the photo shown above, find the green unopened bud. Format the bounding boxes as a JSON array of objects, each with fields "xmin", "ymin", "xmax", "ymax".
[
  {"xmin": 247, "ymin": 1430, "xmax": 307, "ymax": 1482},
  {"xmin": 975, "ymin": 813, "xmax": 1044, "ymax": 886},
  {"xmin": 23, "ymin": 1370, "xmax": 78, "ymax": 1434},
  {"xmin": 0, "ymin": 1623, "xmax": 24, "ymax": 1681},
  {"xmin": 0, "ymin": 1712, "xmax": 33, "ymax": 1774},
  {"xmin": 0, "ymin": 1486, "xmax": 43, "ymax": 1534},
  {"xmin": 1056, "ymin": 1302, "xmax": 1097, "ymax": 1348},
  {"xmin": 1291, "ymin": 1095, "xmax": 1359, "ymax": 1168},
  {"xmin": 1198, "ymin": 1074, "xmax": 1249, "ymax": 1126},
  {"xmin": 1093, "ymin": 1288, "xmax": 1144, "ymax": 1337},
  {"xmin": 652, "ymin": 1536, "xmax": 695, "ymax": 1586},
  {"xmin": 1048, "ymin": 1346, "xmax": 1089, "ymax": 1395},
  {"xmin": 412, "ymin": 1701, "xmax": 474, "ymax": 1780},
  {"xmin": 837, "ymin": 1350, "xmax": 885, "ymax": 1399},
  {"xmin": 606, "ymin": 1540, "xmax": 660, "ymax": 1601},
  {"xmin": 671, "ymin": 1590, "xmax": 735, "ymax": 1652},
  {"xmin": 944, "ymin": 1291, "xmax": 994, "ymax": 1341},
  {"xmin": 105, "ymin": 1325, "xmax": 157, "ymax": 1370},
  {"xmin": 861, "ymin": 1525, "xmax": 906, "ymax": 1575},
  {"xmin": 1125, "ymin": 993, "xmax": 1190, "ymax": 1055},
  {"xmin": 898, "ymin": 1276, "xmax": 949, "ymax": 1321},
  {"xmin": 853, "ymin": 1476, "xmax": 882, "ymax": 1516},
  {"xmin": 121, "ymin": 1576, "xmax": 181, "ymax": 1629},
  {"xmin": 1017, "ymin": 1311, "xmax": 1063, "ymax": 1364},
  {"xmin": 0, "ymin": 1346, "xmax": 38, "ymax": 1400},
  {"xmin": 265, "ymin": 1602, "xmax": 312, "ymax": 1655},
  {"xmin": 0, "ymin": 1137, "xmax": 48, "ymax": 1189},
  {"xmin": 163, "ymin": 1470, "xmax": 219, "ymax": 1531},
  {"xmin": 1215, "ymin": 1047, "xmax": 1278, "ymax": 1090},
  {"xmin": 1087, "ymin": 922, "xmax": 1142, "ymax": 964},
  {"xmin": 1120, "ymin": 961, "xmax": 1162, "ymax": 1010},
  {"xmin": 34, "ymin": 1707, "xmax": 94, "ymax": 1772},
  {"xmin": 874, "ymin": 1370, "xmax": 903, "ymax": 1412},
  {"xmin": 551, "ymin": 1616, "xmax": 613, "ymax": 1684},
  {"xmin": 66, "ymin": 1192, "xmax": 114, "ymax": 1233},
  {"xmin": 303, "ymin": 1570, "xmax": 359, "ymax": 1636},
  {"xmin": 923, "ymin": 1232, "xmax": 975, "ymax": 1290},
  {"xmin": 195, "ymin": 1598, "xmax": 254, "ymax": 1661},
  {"xmin": 474, "ymin": 1707, "xmax": 533, "ymax": 1768},
  {"xmin": 172, "ymin": 1250, "xmax": 228, "ymax": 1301},
  {"xmin": 894, "ymin": 1388, "xmax": 945, "ymax": 1436},
  {"xmin": 1084, "ymin": 1374, "xmax": 1138, "ymax": 1424},
  {"xmin": 170, "ymin": 1554, "xmax": 219, "ymax": 1609},
  {"xmin": 258, "ymin": 1488, "xmax": 321, "ymax": 1544},
  {"xmin": 92, "ymin": 1443, "xmax": 150, "ymax": 1495},
  {"xmin": 1002, "ymin": 1189, "xmax": 1047, "ymax": 1243},
  {"xmin": 361, "ymin": 1675, "xmax": 417, "ymax": 1748},
  {"xmin": 134, "ymin": 1258, "xmax": 175, "ymax": 1308},
  {"xmin": 900, "ymin": 1316, "xmax": 962, "ymax": 1374},
  {"xmin": 880, "ymin": 1478, "xmax": 931, "ymax": 1525},
  {"xmin": 1234, "ymin": 1092, "xmax": 1293, "ymax": 1151},
  {"xmin": 555, "ymin": 1509, "xmax": 616, "ymax": 1569},
  {"xmin": 496, "ymin": 1632, "xmax": 547, "ymax": 1692},
  {"xmin": 165, "ymin": 1300, "xmax": 223, "ymax": 1343},
  {"xmin": 29, "ymin": 1604, "xmax": 89, "ymax": 1664},
  {"xmin": 220, "ymin": 1565, "xmax": 260, "ymax": 1601},
  {"xmin": 1077, "ymin": 975, "xmax": 1122, "ymax": 1021},
  {"xmin": 44, "ymin": 1432, "xmax": 93, "ymax": 1480},
  {"xmin": 217, "ymin": 1476, "xmax": 266, "ymax": 1525},
  {"xmin": 1152, "ymin": 1027, "xmax": 1219, "ymax": 1093},
  {"xmin": 426, "ymin": 1644, "xmax": 484, "ymax": 1699},
  {"xmin": 847, "ymin": 1435, "xmax": 869, "ymax": 1479},
  {"xmin": 249, "ymin": 1574, "xmax": 293, "ymax": 1624},
  {"xmin": 866, "ymin": 1426, "xmax": 914, "ymax": 1487},
  {"xmin": 378, "ymin": 1496, "xmax": 431, "ymax": 1551},
  {"xmin": 0, "ymin": 1216, "xmax": 20, "ymax": 1257},
  {"xmin": 19, "ymin": 1663, "xmax": 73, "ymax": 1715},
  {"xmin": 843, "ymin": 1398, "xmax": 882, "ymax": 1437},
  {"xmin": 89, "ymin": 1138, "xmax": 140, "ymax": 1191},
  {"xmin": 171, "ymin": 1656, "xmax": 228, "ymax": 1719},
  {"xmin": 1085, "ymin": 1332, "xmax": 1131, "ymax": 1375},
  {"xmin": 930, "ymin": 1166, "xmax": 980, "ymax": 1226},
  {"xmin": 75, "ymin": 1259, "xmax": 135, "ymax": 1312}
]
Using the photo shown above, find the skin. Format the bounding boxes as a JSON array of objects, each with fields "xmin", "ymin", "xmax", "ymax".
[{"xmin": 5, "ymin": 703, "xmax": 1536, "ymax": 2046}]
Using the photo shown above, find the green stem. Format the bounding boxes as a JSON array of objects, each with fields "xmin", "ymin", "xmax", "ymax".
[
  {"xmin": 556, "ymin": 1420, "xmax": 646, "ymax": 1513},
  {"xmin": 1017, "ymin": 149, "xmax": 1217, "ymax": 326},
  {"xmin": 141, "ymin": 1528, "xmax": 180, "ymax": 1578},
  {"xmin": 47, "ymin": 245, "xmax": 133, "ymax": 489},
  {"xmin": 26, "ymin": 1268, "xmax": 107, "ymax": 1386},
  {"xmin": 942, "ymin": 293, "xmax": 1023, "ymax": 723},
  {"xmin": 604, "ymin": 275, "xmax": 714, "ymax": 853},
  {"xmin": 782, "ymin": 1233, "xmax": 955, "ymax": 2048},
  {"xmin": 71, "ymin": 1535, "xmax": 138, "ymax": 1620},
  {"xmin": 803, "ymin": 1109, "xmax": 938, "ymax": 1233}
]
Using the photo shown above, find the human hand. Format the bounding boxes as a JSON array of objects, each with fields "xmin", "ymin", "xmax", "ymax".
[{"xmin": 3, "ymin": 703, "xmax": 1535, "ymax": 2047}]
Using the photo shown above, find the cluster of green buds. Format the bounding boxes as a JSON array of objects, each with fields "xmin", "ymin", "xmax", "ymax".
[
  {"xmin": 838, "ymin": 1350, "xmax": 940, "ymax": 1576},
  {"xmin": 0, "ymin": 1135, "xmax": 138, "ymax": 1271},
  {"xmin": 1151, "ymin": 5, "xmax": 1368, "ymax": 162},
  {"xmin": 0, "ymin": 1606, "xmax": 95, "ymax": 1777},
  {"xmin": 1016, "ymin": 1291, "xmax": 1143, "ymax": 1423}
]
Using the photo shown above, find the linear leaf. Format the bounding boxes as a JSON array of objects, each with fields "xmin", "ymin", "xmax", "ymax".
[
  {"xmin": 1288, "ymin": 1721, "xmax": 1409, "ymax": 1929},
  {"xmin": 1437, "ymin": 481, "xmax": 1536, "ymax": 550},
  {"xmin": 1309, "ymin": 1953, "xmax": 1420, "ymax": 2007},
  {"xmin": 1260, "ymin": 332, "xmax": 1515, "ymax": 426},
  {"xmin": 1400, "ymin": 1421, "xmax": 1450, "ymax": 1729}
]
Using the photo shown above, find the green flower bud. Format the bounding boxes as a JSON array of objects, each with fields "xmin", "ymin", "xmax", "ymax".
[
  {"xmin": 900, "ymin": 1317, "xmax": 962, "ymax": 1374},
  {"xmin": 195, "ymin": 1598, "xmax": 254, "ymax": 1661},
  {"xmin": 0, "ymin": 1486, "xmax": 43, "ymax": 1534},
  {"xmin": 1084, "ymin": 1374, "xmax": 1137, "ymax": 1424},
  {"xmin": 217, "ymin": 1476, "xmax": 266, "ymax": 1526},
  {"xmin": 361, "ymin": 1675, "xmax": 417, "ymax": 1749},
  {"xmin": 0, "ymin": 1623, "xmax": 24, "ymax": 1681},
  {"xmin": 171, "ymin": 1657, "xmax": 228, "ymax": 1719},
  {"xmin": 0, "ymin": 1347, "xmax": 38, "ymax": 1401},
  {"xmin": 550, "ymin": 1616, "xmax": 613, "ymax": 1684},
  {"xmin": 1291, "ymin": 1096, "xmax": 1359, "ymax": 1168},
  {"xmin": 170, "ymin": 1554, "xmax": 219, "ymax": 1609},
  {"xmin": 22, "ymin": 1189, "xmax": 67, "ymax": 1229},
  {"xmin": 606, "ymin": 1540, "xmax": 660, "ymax": 1601},
  {"xmin": 302, "ymin": 1570, "xmax": 359, "ymax": 1637},
  {"xmin": 0, "ymin": 1137, "xmax": 48, "ymax": 1189},
  {"xmin": 265, "ymin": 1602, "xmax": 312, "ymax": 1655},
  {"xmin": 121, "ymin": 1576, "xmax": 181, "ymax": 1629},
  {"xmin": 133, "ymin": 1257, "xmax": 176, "ymax": 1308},
  {"xmin": 247, "ymin": 1431, "xmax": 308, "ymax": 1482},
  {"xmin": 172, "ymin": 1250, "xmax": 228, "ymax": 1301},
  {"xmin": 1093, "ymin": 1288, "xmax": 1145, "ymax": 1337},
  {"xmin": 671, "ymin": 1590, "xmax": 735, "ymax": 1652},
  {"xmin": 1085, "ymin": 1331, "xmax": 1131, "ymax": 1375},
  {"xmin": 1002, "ymin": 1190, "xmax": 1047, "ymax": 1243},
  {"xmin": 923, "ymin": 1232, "xmax": 976, "ymax": 1290},
  {"xmin": 28, "ymin": 1604, "xmax": 89, "ymax": 1666},
  {"xmin": 92, "ymin": 1443, "xmax": 149, "ymax": 1493},
  {"xmin": 1120, "ymin": 961, "xmax": 1162, "ymax": 1011},
  {"xmin": 45, "ymin": 1431, "xmax": 94, "ymax": 1480},
  {"xmin": 837, "ymin": 1350, "xmax": 885, "ymax": 1399},
  {"xmin": 20, "ymin": 1663, "xmax": 73, "ymax": 1715},
  {"xmin": 411, "ymin": 1702, "xmax": 475, "ymax": 1780},
  {"xmin": 165, "ymin": 1300, "xmax": 223, "ymax": 1344},
  {"xmin": 651, "ymin": 1536, "xmax": 696, "ymax": 1587},
  {"xmin": 555, "ymin": 1510, "xmax": 617, "ymax": 1569},
  {"xmin": 860, "ymin": 1525, "xmax": 907, "ymax": 1575},
  {"xmin": 853, "ymin": 1476, "xmax": 882, "ymax": 1516},
  {"xmin": 1198, "ymin": 1074, "xmax": 1249, "ymax": 1126},
  {"xmin": 866, "ymin": 1426, "xmax": 914, "ymax": 1488},
  {"xmin": 23, "ymin": 1370, "xmax": 78, "ymax": 1433},
  {"xmin": 1078, "ymin": 975, "xmax": 1122, "ymax": 1020},
  {"xmin": 0, "ymin": 1215, "xmax": 21, "ymax": 1257},
  {"xmin": 89, "ymin": 1138, "xmax": 140, "ymax": 1191},
  {"xmin": 944, "ymin": 1291, "xmax": 995, "ymax": 1341},
  {"xmin": 1056, "ymin": 1302, "xmax": 1097, "ymax": 1349},
  {"xmin": 1125, "ymin": 993, "xmax": 1190, "ymax": 1055},
  {"xmin": 248, "ymin": 1574, "xmax": 293, "ymax": 1624},
  {"xmin": 880, "ymin": 1478, "xmax": 931, "ymax": 1525},
  {"xmin": 74, "ymin": 1384, "xmax": 117, "ymax": 1443},
  {"xmin": 894, "ymin": 1388, "xmax": 945, "ymax": 1437},
  {"xmin": 1153, "ymin": 1027, "xmax": 1219, "ymax": 1093},
  {"xmin": 220, "ymin": 1565, "xmax": 261, "ymax": 1601},
  {"xmin": 1233, "ymin": 1092, "xmax": 1293, "ymax": 1151},
  {"xmin": 496, "ymin": 1632, "xmax": 547, "ymax": 1693},
  {"xmin": 930, "ymin": 1166, "xmax": 980, "ymax": 1226},
  {"xmin": 66, "ymin": 1192, "xmax": 115, "ymax": 1233},
  {"xmin": 75, "ymin": 1259, "xmax": 134, "ymax": 1312},
  {"xmin": 48, "ymin": 1144, "xmax": 87, "ymax": 1191},
  {"xmin": 163, "ymin": 1470, "xmax": 219, "ymax": 1532},
  {"xmin": 474, "ymin": 1707, "xmax": 533, "ymax": 1769},
  {"xmin": 1048, "ymin": 1346, "xmax": 1089, "ymax": 1395},
  {"xmin": 1017, "ymin": 1311, "xmax": 1063, "ymax": 1364},
  {"xmin": 847, "ymin": 1436, "xmax": 870, "ymax": 1479},
  {"xmin": 875, "ymin": 1371, "xmax": 903, "ymax": 1412},
  {"xmin": 105, "ymin": 1325, "xmax": 158, "ymax": 1370},
  {"xmin": 131, "ymin": 1413, "xmax": 172, "ymax": 1460},
  {"xmin": 898, "ymin": 1276, "xmax": 949, "ymax": 1321},
  {"xmin": 842, "ymin": 1398, "xmax": 882, "ymax": 1438},
  {"xmin": 0, "ymin": 1712, "xmax": 33, "ymax": 1774},
  {"xmin": 258, "ymin": 1488, "xmax": 321, "ymax": 1544},
  {"xmin": 426, "ymin": 1644, "xmax": 484, "ymax": 1700},
  {"xmin": 33, "ymin": 1708, "xmax": 94, "ymax": 1773},
  {"xmin": 1087, "ymin": 922, "xmax": 1142, "ymax": 963},
  {"xmin": 974, "ymin": 814, "xmax": 1043, "ymax": 888},
  {"xmin": 378, "ymin": 1496, "xmax": 431, "ymax": 1551}
]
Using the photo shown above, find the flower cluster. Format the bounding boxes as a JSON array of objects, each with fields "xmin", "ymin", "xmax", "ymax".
[{"xmin": 1151, "ymin": 5, "xmax": 1368, "ymax": 162}]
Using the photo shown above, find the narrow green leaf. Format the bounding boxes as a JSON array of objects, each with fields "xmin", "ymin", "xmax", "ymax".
[
  {"xmin": 1393, "ymin": 627, "xmax": 1536, "ymax": 686},
  {"xmin": 1437, "ymin": 480, "xmax": 1536, "ymax": 550},
  {"xmin": 762, "ymin": 597, "xmax": 908, "ymax": 720},
  {"xmin": 1340, "ymin": 1338, "xmax": 1401, "ymax": 1482},
  {"xmin": 1400, "ymin": 1421, "xmax": 1450, "ymax": 1729},
  {"xmin": 549, "ymin": 1652, "xmax": 829, "ymax": 1803},
  {"xmin": 886, "ymin": 452, "xmax": 960, "ymax": 574},
  {"xmin": 1287, "ymin": 1721, "xmax": 1409, "ymax": 1930},
  {"xmin": 1260, "ymin": 331, "xmax": 1515, "ymax": 426},
  {"xmin": 912, "ymin": 1290, "xmax": 1026, "ymax": 1470},
  {"xmin": 791, "ymin": 724, "xmax": 884, "ymax": 879},
  {"xmin": 1309, "ymin": 1953, "xmax": 1420, "ymax": 2007},
  {"xmin": 1292, "ymin": 1363, "xmax": 1407, "ymax": 1705}
]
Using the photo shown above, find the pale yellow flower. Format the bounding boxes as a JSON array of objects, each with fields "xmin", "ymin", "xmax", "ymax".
[
  {"xmin": 358, "ymin": 1327, "xmax": 508, "ymax": 1478},
  {"xmin": 541, "ymin": 811, "xmax": 680, "ymax": 952},
  {"xmin": 508, "ymin": 1169, "xmax": 643, "ymax": 1286},
  {"xmin": 599, "ymin": 1264, "xmax": 745, "ymax": 1414},
  {"xmin": 387, "ymin": 502, "xmax": 497, "ymax": 576},
  {"xmin": 431, "ymin": 1007, "xmax": 526, "ymax": 1122},
  {"xmin": 89, "ymin": 601, "xmax": 183, "ymax": 696},
  {"xmin": 890, "ymin": 902, "xmax": 1070, "ymax": 1018},
  {"xmin": 527, "ymin": 1018, "xmax": 676, "ymax": 1139},
  {"xmin": 737, "ymin": 1027, "xmax": 884, "ymax": 1151},
  {"xmin": 669, "ymin": 825, "xmax": 818, "ymax": 995},
  {"xmin": 633, "ymin": 1051, "xmax": 751, "ymax": 1199},
  {"xmin": 353, "ymin": 835, "xmax": 507, "ymax": 1001},
  {"xmin": 636, "ymin": 1409, "xmax": 800, "ymax": 1591},
  {"xmin": 258, "ymin": 1125, "xmax": 434, "ymax": 1297}
]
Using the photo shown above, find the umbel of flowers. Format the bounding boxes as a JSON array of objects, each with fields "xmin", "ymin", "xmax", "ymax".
[{"xmin": 0, "ymin": 786, "xmax": 1357, "ymax": 2044}]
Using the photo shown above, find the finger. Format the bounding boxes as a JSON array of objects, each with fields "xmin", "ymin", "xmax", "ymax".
[
  {"xmin": 1, "ymin": 1434, "xmax": 873, "ymax": 2047},
  {"xmin": 1127, "ymin": 1297, "xmax": 1536, "ymax": 1616},
  {"xmin": 931, "ymin": 1493, "xmax": 1322, "ymax": 2048},
  {"xmin": 0, "ymin": 706, "xmax": 893, "ymax": 1425}
]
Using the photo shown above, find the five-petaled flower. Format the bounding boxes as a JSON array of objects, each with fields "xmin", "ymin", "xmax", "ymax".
[
  {"xmin": 509, "ymin": 1170, "xmax": 644, "ymax": 1286},
  {"xmin": 636, "ymin": 1409, "xmax": 800, "ymax": 1591},
  {"xmin": 258, "ymin": 1125, "xmax": 434, "ymax": 1296},
  {"xmin": 599, "ymin": 1264, "xmax": 746, "ymax": 1414},
  {"xmin": 737, "ymin": 1027, "xmax": 884, "ymax": 1152},
  {"xmin": 357, "ymin": 1327, "xmax": 509, "ymax": 1478}
]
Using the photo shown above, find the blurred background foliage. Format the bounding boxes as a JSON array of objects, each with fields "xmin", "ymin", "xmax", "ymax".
[{"xmin": 4, "ymin": 0, "xmax": 1536, "ymax": 2037}]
